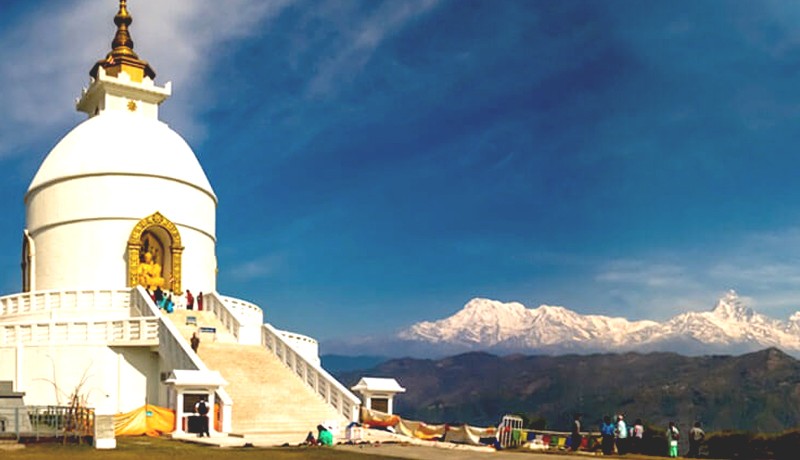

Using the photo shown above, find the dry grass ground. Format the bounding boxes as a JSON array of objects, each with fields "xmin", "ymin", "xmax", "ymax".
[{"xmin": 1, "ymin": 436, "xmax": 406, "ymax": 460}]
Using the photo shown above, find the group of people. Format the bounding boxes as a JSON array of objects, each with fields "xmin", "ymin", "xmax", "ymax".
[
  {"xmin": 597, "ymin": 414, "xmax": 644, "ymax": 455},
  {"xmin": 147, "ymin": 287, "xmax": 204, "ymax": 312},
  {"xmin": 304, "ymin": 424, "xmax": 334, "ymax": 446},
  {"xmin": 148, "ymin": 287, "xmax": 176, "ymax": 312},
  {"xmin": 571, "ymin": 413, "xmax": 705, "ymax": 457},
  {"xmin": 666, "ymin": 421, "xmax": 706, "ymax": 458},
  {"xmin": 185, "ymin": 289, "xmax": 204, "ymax": 311},
  {"xmin": 146, "ymin": 288, "xmax": 205, "ymax": 354}
]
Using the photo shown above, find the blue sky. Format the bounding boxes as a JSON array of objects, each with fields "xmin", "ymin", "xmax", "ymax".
[{"xmin": 4, "ymin": 0, "xmax": 800, "ymax": 343}]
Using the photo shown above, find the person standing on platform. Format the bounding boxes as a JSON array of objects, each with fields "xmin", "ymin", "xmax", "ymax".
[
  {"xmin": 186, "ymin": 290, "xmax": 194, "ymax": 310},
  {"xmin": 195, "ymin": 399, "xmax": 210, "ymax": 437},
  {"xmin": 571, "ymin": 413, "xmax": 583, "ymax": 451},
  {"xmin": 615, "ymin": 414, "xmax": 628, "ymax": 454},
  {"xmin": 197, "ymin": 291, "xmax": 204, "ymax": 311},
  {"xmin": 666, "ymin": 421, "xmax": 680, "ymax": 458},
  {"xmin": 687, "ymin": 421, "xmax": 705, "ymax": 458},
  {"xmin": 630, "ymin": 418, "xmax": 644, "ymax": 453},
  {"xmin": 601, "ymin": 416, "xmax": 615, "ymax": 455}
]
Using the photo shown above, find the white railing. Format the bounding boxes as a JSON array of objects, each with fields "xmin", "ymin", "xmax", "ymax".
[
  {"xmin": 201, "ymin": 291, "xmax": 359, "ymax": 420},
  {"xmin": 262, "ymin": 322, "xmax": 360, "ymax": 421},
  {"xmin": 0, "ymin": 317, "xmax": 158, "ymax": 347},
  {"xmin": 0, "ymin": 289, "xmax": 131, "ymax": 321},
  {"xmin": 277, "ymin": 330, "xmax": 320, "ymax": 365},
  {"xmin": 217, "ymin": 295, "xmax": 263, "ymax": 324},
  {"xmin": 130, "ymin": 287, "xmax": 234, "ymax": 432},
  {"xmin": 278, "ymin": 330, "xmax": 318, "ymax": 346},
  {"xmin": 202, "ymin": 293, "xmax": 241, "ymax": 341}
]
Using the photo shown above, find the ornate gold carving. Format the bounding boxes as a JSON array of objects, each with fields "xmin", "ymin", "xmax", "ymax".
[
  {"xmin": 127, "ymin": 212, "xmax": 183, "ymax": 294},
  {"xmin": 127, "ymin": 100, "xmax": 137, "ymax": 111}
]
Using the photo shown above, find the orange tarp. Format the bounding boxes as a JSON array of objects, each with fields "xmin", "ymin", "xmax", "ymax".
[
  {"xmin": 361, "ymin": 407, "xmax": 401, "ymax": 428},
  {"xmin": 362, "ymin": 407, "xmax": 495, "ymax": 446},
  {"xmin": 113, "ymin": 404, "xmax": 175, "ymax": 437}
]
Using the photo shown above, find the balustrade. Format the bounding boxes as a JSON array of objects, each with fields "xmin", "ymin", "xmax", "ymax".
[
  {"xmin": 201, "ymin": 291, "xmax": 360, "ymax": 421},
  {"xmin": 0, "ymin": 317, "xmax": 159, "ymax": 346},
  {"xmin": 261, "ymin": 322, "xmax": 360, "ymax": 421},
  {"xmin": 0, "ymin": 289, "xmax": 132, "ymax": 321}
]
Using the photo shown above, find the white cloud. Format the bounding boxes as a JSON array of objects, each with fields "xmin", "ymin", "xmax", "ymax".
[
  {"xmin": 227, "ymin": 254, "xmax": 285, "ymax": 282},
  {"xmin": 596, "ymin": 259, "xmax": 697, "ymax": 289},
  {"xmin": 0, "ymin": 0, "xmax": 294, "ymax": 157},
  {"xmin": 304, "ymin": 0, "xmax": 442, "ymax": 97},
  {"xmin": 591, "ymin": 227, "xmax": 800, "ymax": 319}
]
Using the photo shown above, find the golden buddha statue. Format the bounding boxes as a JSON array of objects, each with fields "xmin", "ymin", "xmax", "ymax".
[{"xmin": 137, "ymin": 251, "xmax": 165, "ymax": 290}]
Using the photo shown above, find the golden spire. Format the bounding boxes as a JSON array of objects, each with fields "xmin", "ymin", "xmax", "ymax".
[{"xmin": 90, "ymin": 0, "xmax": 156, "ymax": 82}]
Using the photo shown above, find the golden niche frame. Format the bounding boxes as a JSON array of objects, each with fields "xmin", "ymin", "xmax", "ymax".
[{"xmin": 127, "ymin": 211, "xmax": 184, "ymax": 294}]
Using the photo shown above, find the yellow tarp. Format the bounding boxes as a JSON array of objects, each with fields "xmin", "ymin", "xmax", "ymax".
[
  {"xmin": 443, "ymin": 424, "xmax": 496, "ymax": 445},
  {"xmin": 397, "ymin": 419, "xmax": 447, "ymax": 440},
  {"xmin": 114, "ymin": 404, "xmax": 175, "ymax": 437},
  {"xmin": 361, "ymin": 407, "xmax": 495, "ymax": 446},
  {"xmin": 361, "ymin": 407, "xmax": 401, "ymax": 428}
]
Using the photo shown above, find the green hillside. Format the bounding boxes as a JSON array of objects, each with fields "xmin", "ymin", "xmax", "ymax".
[{"xmin": 338, "ymin": 348, "xmax": 800, "ymax": 433}]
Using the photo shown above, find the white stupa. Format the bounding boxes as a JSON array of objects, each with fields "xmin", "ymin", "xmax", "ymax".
[{"xmin": 1, "ymin": 1, "xmax": 358, "ymax": 442}]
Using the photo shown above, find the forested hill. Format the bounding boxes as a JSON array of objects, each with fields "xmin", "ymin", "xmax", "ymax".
[{"xmin": 336, "ymin": 348, "xmax": 800, "ymax": 433}]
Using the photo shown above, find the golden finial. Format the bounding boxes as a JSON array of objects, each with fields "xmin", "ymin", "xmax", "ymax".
[
  {"xmin": 111, "ymin": 0, "xmax": 136, "ymax": 58},
  {"xmin": 90, "ymin": 0, "xmax": 156, "ymax": 82}
]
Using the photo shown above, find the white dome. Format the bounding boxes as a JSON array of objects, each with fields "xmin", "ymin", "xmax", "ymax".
[{"xmin": 27, "ymin": 111, "xmax": 215, "ymax": 201}]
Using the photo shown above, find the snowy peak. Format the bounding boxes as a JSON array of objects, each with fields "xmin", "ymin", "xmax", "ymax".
[
  {"xmin": 460, "ymin": 298, "xmax": 529, "ymax": 320},
  {"xmin": 398, "ymin": 292, "xmax": 800, "ymax": 356},
  {"xmin": 790, "ymin": 312, "xmax": 800, "ymax": 324},
  {"xmin": 710, "ymin": 290, "xmax": 754, "ymax": 321},
  {"xmin": 400, "ymin": 297, "xmax": 659, "ymax": 350},
  {"xmin": 399, "ymin": 298, "xmax": 532, "ymax": 345}
]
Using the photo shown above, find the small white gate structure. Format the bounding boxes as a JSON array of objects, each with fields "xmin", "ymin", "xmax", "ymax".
[{"xmin": 498, "ymin": 414, "xmax": 524, "ymax": 448}]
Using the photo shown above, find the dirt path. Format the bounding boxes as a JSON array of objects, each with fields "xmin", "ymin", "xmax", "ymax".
[{"xmin": 339, "ymin": 444, "xmax": 591, "ymax": 460}]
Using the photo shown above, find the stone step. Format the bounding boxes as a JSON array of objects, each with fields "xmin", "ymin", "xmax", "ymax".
[
  {"xmin": 198, "ymin": 342, "xmax": 347, "ymax": 435},
  {"xmin": 164, "ymin": 308, "xmax": 237, "ymax": 344}
]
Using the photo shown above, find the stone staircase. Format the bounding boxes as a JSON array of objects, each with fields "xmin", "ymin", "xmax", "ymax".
[
  {"xmin": 165, "ymin": 308, "xmax": 237, "ymax": 344},
  {"xmin": 199, "ymin": 342, "xmax": 347, "ymax": 437},
  {"xmin": 163, "ymin": 308, "xmax": 348, "ymax": 441}
]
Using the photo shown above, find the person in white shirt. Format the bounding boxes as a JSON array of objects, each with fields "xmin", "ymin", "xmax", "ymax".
[{"xmin": 615, "ymin": 414, "xmax": 628, "ymax": 454}]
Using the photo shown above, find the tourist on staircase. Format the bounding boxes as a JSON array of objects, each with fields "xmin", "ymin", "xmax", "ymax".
[
  {"xmin": 186, "ymin": 290, "xmax": 194, "ymax": 310},
  {"xmin": 191, "ymin": 332, "xmax": 200, "ymax": 353}
]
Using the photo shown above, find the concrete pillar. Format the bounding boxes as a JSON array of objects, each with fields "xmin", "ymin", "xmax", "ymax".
[
  {"xmin": 174, "ymin": 389, "xmax": 185, "ymax": 434},
  {"xmin": 208, "ymin": 391, "xmax": 217, "ymax": 435}
]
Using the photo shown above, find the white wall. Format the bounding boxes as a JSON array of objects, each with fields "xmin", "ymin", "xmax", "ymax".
[
  {"xmin": 26, "ymin": 174, "xmax": 217, "ymax": 293},
  {"xmin": 0, "ymin": 344, "xmax": 161, "ymax": 413},
  {"xmin": 0, "ymin": 348, "xmax": 14, "ymax": 384}
]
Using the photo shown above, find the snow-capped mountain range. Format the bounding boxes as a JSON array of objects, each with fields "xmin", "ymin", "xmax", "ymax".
[{"xmin": 398, "ymin": 291, "xmax": 800, "ymax": 356}]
